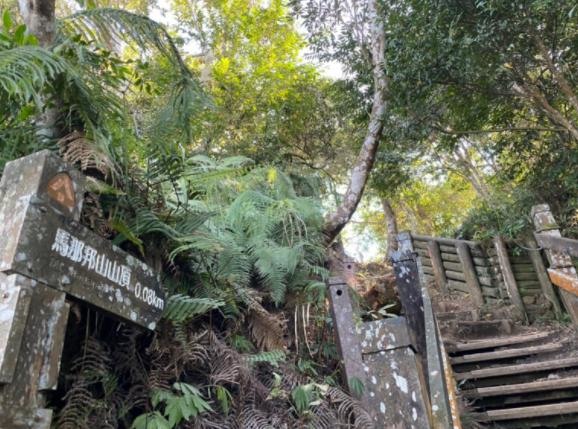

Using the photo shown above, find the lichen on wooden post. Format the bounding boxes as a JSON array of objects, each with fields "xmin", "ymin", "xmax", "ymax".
[{"xmin": 531, "ymin": 204, "xmax": 578, "ymax": 324}]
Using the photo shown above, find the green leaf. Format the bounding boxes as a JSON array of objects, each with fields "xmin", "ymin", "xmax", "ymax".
[
  {"xmin": 215, "ymin": 385, "xmax": 232, "ymax": 414},
  {"xmin": 348, "ymin": 377, "xmax": 365, "ymax": 398},
  {"xmin": 2, "ymin": 10, "xmax": 12, "ymax": 32},
  {"xmin": 291, "ymin": 385, "xmax": 314, "ymax": 414},
  {"xmin": 13, "ymin": 25, "xmax": 26, "ymax": 45},
  {"xmin": 131, "ymin": 412, "xmax": 170, "ymax": 429}
]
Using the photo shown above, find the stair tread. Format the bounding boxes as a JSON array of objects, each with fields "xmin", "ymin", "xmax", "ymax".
[
  {"xmin": 463, "ymin": 375, "xmax": 578, "ymax": 398},
  {"xmin": 447, "ymin": 331, "xmax": 551, "ymax": 353},
  {"xmin": 455, "ymin": 356, "xmax": 578, "ymax": 380},
  {"xmin": 450, "ymin": 342, "xmax": 563, "ymax": 364},
  {"xmin": 473, "ymin": 399, "xmax": 578, "ymax": 421}
]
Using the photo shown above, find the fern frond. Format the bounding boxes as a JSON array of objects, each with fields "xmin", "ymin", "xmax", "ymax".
[
  {"xmin": 61, "ymin": 8, "xmax": 184, "ymax": 70},
  {"xmin": 0, "ymin": 46, "xmax": 65, "ymax": 104},
  {"xmin": 245, "ymin": 350, "xmax": 286, "ymax": 367},
  {"xmin": 163, "ymin": 294, "xmax": 224, "ymax": 323}
]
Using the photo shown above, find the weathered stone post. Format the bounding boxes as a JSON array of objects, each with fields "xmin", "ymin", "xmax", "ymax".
[
  {"xmin": 0, "ymin": 151, "xmax": 83, "ymax": 427},
  {"xmin": 532, "ymin": 204, "xmax": 578, "ymax": 324},
  {"xmin": 427, "ymin": 240, "xmax": 449, "ymax": 294},
  {"xmin": 392, "ymin": 232, "xmax": 458, "ymax": 429},
  {"xmin": 327, "ymin": 277, "xmax": 367, "ymax": 396},
  {"xmin": 456, "ymin": 242, "xmax": 484, "ymax": 306},
  {"xmin": 525, "ymin": 236, "xmax": 563, "ymax": 318},
  {"xmin": 0, "ymin": 151, "xmax": 165, "ymax": 427},
  {"xmin": 493, "ymin": 236, "xmax": 527, "ymax": 321}
]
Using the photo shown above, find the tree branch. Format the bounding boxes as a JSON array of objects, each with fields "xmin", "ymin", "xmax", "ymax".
[{"xmin": 323, "ymin": 0, "xmax": 387, "ymax": 243}]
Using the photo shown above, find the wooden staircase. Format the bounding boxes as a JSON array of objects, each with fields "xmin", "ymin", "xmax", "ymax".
[{"xmin": 438, "ymin": 301, "xmax": 578, "ymax": 428}]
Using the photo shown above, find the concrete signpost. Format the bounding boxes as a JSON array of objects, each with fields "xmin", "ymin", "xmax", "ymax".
[{"xmin": 0, "ymin": 151, "xmax": 165, "ymax": 428}]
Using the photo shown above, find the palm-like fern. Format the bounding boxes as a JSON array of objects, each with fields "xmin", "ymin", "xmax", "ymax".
[{"xmin": 0, "ymin": 46, "xmax": 65, "ymax": 104}]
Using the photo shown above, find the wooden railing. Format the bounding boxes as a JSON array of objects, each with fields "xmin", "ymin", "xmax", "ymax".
[
  {"xmin": 408, "ymin": 230, "xmax": 562, "ymax": 322},
  {"xmin": 532, "ymin": 204, "xmax": 578, "ymax": 324}
]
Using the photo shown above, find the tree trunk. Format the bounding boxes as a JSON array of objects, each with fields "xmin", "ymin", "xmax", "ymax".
[
  {"xmin": 453, "ymin": 141, "xmax": 491, "ymax": 199},
  {"xmin": 18, "ymin": 0, "xmax": 59, "ymax": 140},
  {"xmin": 324, "ymin": 0, "xmax": 387, "ymax": 243},
  {"xmin": 18, "ymin": 0, "xmax": 56, "ymax": 47},
  {"xmin": 382, "ymin": 198, "xmax": 398, "ymax": 258}
]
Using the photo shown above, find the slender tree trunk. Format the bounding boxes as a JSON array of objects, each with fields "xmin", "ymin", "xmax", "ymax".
[
  {"xmin": 324, "ymin": 0, "xmax": 387, "ymax": 243},
  {"xmin": 18, "ymin": 0, "xmax": 56, "ymax": 46},
  {"xmin": 381, "ymin": 198, "xmax": 398, "ymax": 258},
  {"xmin": 453, "ymin": 142, "xmax": 491, "ymax": 199},
  {"xmin": 18, "ymin": 0, "xmax": 59, "ymax": 140}
]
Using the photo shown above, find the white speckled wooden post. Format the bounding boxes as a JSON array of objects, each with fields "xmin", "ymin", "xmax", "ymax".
[{"xmin": 0, "ymin": 151, "xmax": 166, "ymax": 427}]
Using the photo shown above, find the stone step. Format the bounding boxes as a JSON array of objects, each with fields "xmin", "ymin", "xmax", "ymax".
[
  {"xmin": 455, "ymin": 356, "xmax": 578, "ymax": 381},
  {"xmin": 450, "ymin": 342, "xmax": 563, "ymax": 365},
  {"xmin": 473, "ymin": 399, "xmax": 578, "ymax": 422},
  {"xmin": 463, "ymin": 375, "xmax": 578, "ymax": 398},
  {"xmin": 447, "ymin": 331, "xmax": 551, "ymax": 353}
]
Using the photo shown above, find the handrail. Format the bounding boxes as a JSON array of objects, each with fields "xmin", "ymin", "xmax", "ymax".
[
  {"xmin": 534, "ymin": 234, "xmax": 578, "ymax": 259},
  {"xmin": 411, "ymin": 233, "xmax": 480, "ymax": 247}
]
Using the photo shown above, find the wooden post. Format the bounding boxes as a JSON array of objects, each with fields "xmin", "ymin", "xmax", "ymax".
[
  {"xmin": 427, "ymin": 241, "xmax": 449, "ymax": 294},
  {"xmin": 493, "ymin": 236, "xmax": 527, "ymax": 320},
  {"xmin": 456, "ymin": 242, "xmax": 484, "ymax": 306},
  {"xmin": 531, "ymin": 204, "xmax": 578, "ymax": 324},
  {"xmin": 525, "ymin": 236, "xmax": 563, "ymax": 319},
  {"xmin": 423, "ymin": 289, "xmax": 454, "ymax": 428},
  {"xmin": 393, "ymin": 232, "xmax": 427, "ymax": 368},
  {"xmin": 327, "ymin": 277, "xmax": 368, "ymax": 396}
]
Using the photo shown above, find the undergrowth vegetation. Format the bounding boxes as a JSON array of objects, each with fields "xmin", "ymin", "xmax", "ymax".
[{"xmin": 0, "ymin": 5, "xmax": 375, "ymax": 428}]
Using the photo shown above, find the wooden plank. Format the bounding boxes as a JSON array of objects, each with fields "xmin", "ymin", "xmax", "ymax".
[
  {"xmin": 526, "ymin": 236, "xmax": 562, "ymax": 318},
  {"xmin": 411, "ymin": 234, "xmax": 479, "ymax": 247},
  {"xmin": 548, "ymin": 268, "xmax": 578, "ymax": 297},
  {"xmin": 463, "ymin": 375, "xmax": 578, "ymax": 398},
  {"xmin": 454, "ymin": 356, "xmax": 578, "ymax": 381},
  {"xmin": 535, "ymin": 234, "xmax": 578, "ymax": 260},
  {"xmin": 513, "ymin": 272, "xmax": 540, "ymax": 281},
  {"xmin": 493, "ymin": 236, "xmax": 526, "ymax": 319},
  {"xmin": 441, "ymin": 252, "xmax": 460, "ymax": 262},
  {"xmin": 447, "ymin": 280, "xmax": 470, "ymax": 294},
  {"xmin": 447, "ymin": 331, "xmax": 551, "ymax": 353},
  {"xmin": 456, "ymin": 243, "xmax": 484, "ymax": 306},
  {"xmin": 450, "ymin": 342, "xmax": 562, "ymax": 365},
  {"xmin": 473, "ymin": 399, "xmax": 578, "ymax": 422},
  {"xmin": 446, "ymin": 270, "xmax": 465, "ymax": 282},
  {"xmin": 421, "ymin": 257, "xmax": 432, "ymax": 267},
  {"xmin": 422, "ymin": 265, "xmax": 434, "ymax": 275},
  {"xmin": 440, "ymin": 244, "xmax": 457, "ymax": 254},
  {"xmin": 442, "ymin": 261, "xmax": 463, "ymax": 273},
  {"xmin": 511, "ymin": 264, "xmax": 536, "ymax": 273},
  {"xmin": 517, "ymin": 280, "xmax": 542, "ymax": 288},
  {"xmin": 428, "ymin": 241, "xmax": 448, "ymax": 294}
]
